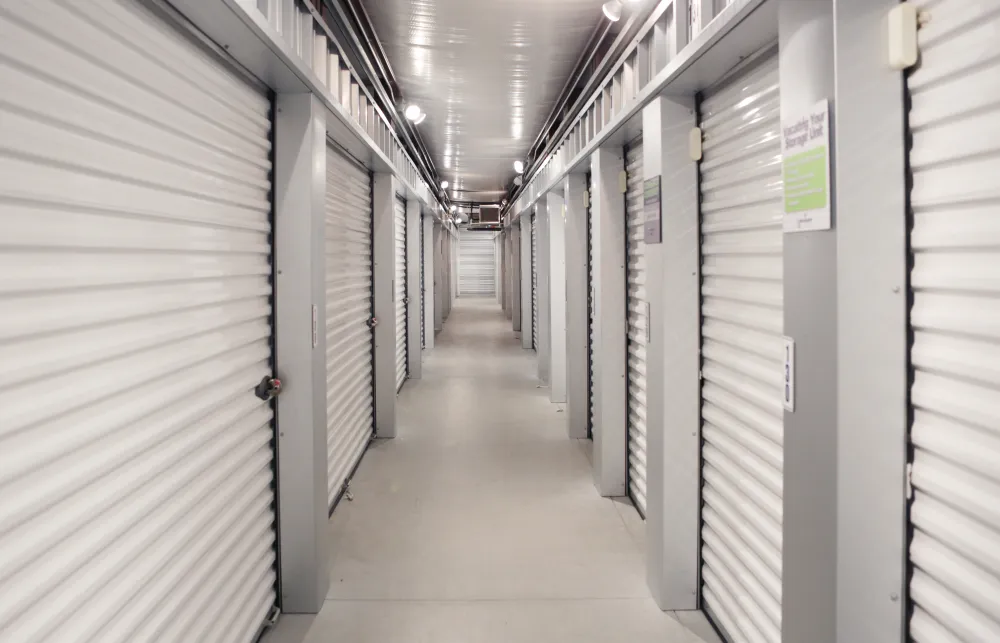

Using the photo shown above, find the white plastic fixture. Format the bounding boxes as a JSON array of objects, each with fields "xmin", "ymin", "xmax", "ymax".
[
  {"xmin": 888, "ymin": 3, "xmax": 918, "ymax": 70},
  {"xmin": 602, "ymin": 0, "xmax": 622, "ymax": 22},
  {"xmin": 513, "ymin": 160, "xmax": 524, "ymax": 174},
  {"xmin": 404, "ymin": 104, "xmax": 422, "ymax": 121}
]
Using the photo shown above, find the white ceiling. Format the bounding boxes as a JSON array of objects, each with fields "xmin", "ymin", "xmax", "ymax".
[{"xmin": 362, "ymin": 0, "xmax": 606, "ymax": 203}]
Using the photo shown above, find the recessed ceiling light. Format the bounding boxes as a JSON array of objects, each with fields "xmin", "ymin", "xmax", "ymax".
[
  {"xmin": 441, "ymin": 181, "xmax": 449, "ymax": 189},
  {"xmin": 513, "ymin": 160, "xmax": 524, "ymax": 174},
  {"xmin": 404, "ymin": 104, "xmax": 421, "ymax": 121}
]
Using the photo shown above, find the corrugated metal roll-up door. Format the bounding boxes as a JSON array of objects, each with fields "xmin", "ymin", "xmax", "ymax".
[
  {"xmin": 907, "ymin": 5, "xmax": 1000, "ymax": 640},
  {"xmin": 697, "ymin": 51, "xmax": 784, "ymax": 643},
  {"xmin": 420, "ymin": 212, "xmax": 425, "ymax": 349},
  {"xmin": 394, "ymin": 197, "xmax": 408, "ymax": 392},
  {"xmin": 0, "ymin": 1, "xmax": 278, "ymax": 640},
  {"xmin": 587, "ymin": 173, "xmax": 595, "ymax": 440},
  {"xmin": 625, "ymin": 138, "xmax": 649, "ymax": 516},
  {"xmin": 325, "ymin": 146, "xmax": 375, "ymax": 509},
  {"xmin": 531, "ymin": 214, "xmax": 539, "ymax": 350},
  {"xmin": 459, "ymin": 230, "xmax": 497, "ymax": 296}
]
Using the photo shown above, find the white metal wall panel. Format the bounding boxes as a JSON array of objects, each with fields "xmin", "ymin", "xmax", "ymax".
[
  {"xmin": 459, "ymin": 230, "xmax": 497, "ymax": 296},
  {"xmin": 587, "ymin": 174, "xmax": 595, "ymax": 440},
  {"xmin": 325, "ymin": 147, "xmax": 375, "ymax": 508},
  {"xmin": 625, "ymin": 139, "xmax": 649, "ymax": 516},
  {"xmin": 394, "ymin": 197, "xmax": 408, "ymax": 392},
  {"xmin": 698, "ymin": 53, "xmax": 784, "ymax": 643},
  {"xmin": 907, "ymin": 5, "xmax": 1000, "ymax": 640},
  {"xmin": 532, "ymin": 214, "xmax": 539, "ymax": 350},
  {"xmin": 0, "ymin": 1, "xmax": 277, "ymax": 640}
]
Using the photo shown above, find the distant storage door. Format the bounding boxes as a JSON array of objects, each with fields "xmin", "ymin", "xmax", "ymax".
[
  {"xmin": 697, "ymin": 52, "xmax": 783, "ymax": 643},
  {"xmin": 531, "ymin": 213, "xmax": 539, "ymax": 350},
  {"xmin": 459, "ymin": 230, "xmax": 497, "ymax": 296},
  {"xmin": 625, "ymin": 138, "xmax": 649, "ymax": 516},
  {"xmin": 394, "ymin": 197, "xmax": 408, "ymax": 392},
  {"xmin": 1, "ymin": 2, "xmax": 278, "ymax": 640},
  {"xmin": 907, "ymin": 6, "xmax": 1000, "ymax": 640},
  {"xmin": 325, "ymin": 146, "xmax": 375, "ymax": 509},
  {"xmin": 587, "ymin": 173, "xmax": 595, "ymax": 440}
]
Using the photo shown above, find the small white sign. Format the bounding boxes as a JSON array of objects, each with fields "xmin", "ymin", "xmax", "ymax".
[
  {"xmin": 782, "ymin": 336, "xmax": 795, "ymax": 412},
  {"xmin": 782, "ymin": 99, "xmax": 831, "ymax": 233}
]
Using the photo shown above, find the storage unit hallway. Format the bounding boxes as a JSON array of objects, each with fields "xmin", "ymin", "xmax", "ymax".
[{"xmin": 265, "ymin": 298, "xmax": 712, "ymax": 643}]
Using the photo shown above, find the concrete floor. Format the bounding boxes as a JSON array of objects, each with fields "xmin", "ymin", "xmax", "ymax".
[{"xmin": 264, "ymin": 298, "xmax": 719, "ymax": 643}]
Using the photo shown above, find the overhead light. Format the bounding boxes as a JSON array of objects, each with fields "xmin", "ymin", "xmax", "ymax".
[
  {"xmin": 404, "ymin": 104, "xmax": 422, "ymax": 121},
  {"xmin": 513, "ymin": 160, "xmax": 524, "ymax": 174},
  {"xmin": 602, "ymin": 0, "xmax": 622, "ymax": 21},
  {"xmin": 441, "ymin": 180, "xmax": 449, "ymax": 189},
  {"xmin": 413, "ymin": 111, "xmax": 427, "ymax": 125},
  {"xmin": 450, "ymin": 205, "xmax": 457, "ymax": 213}
]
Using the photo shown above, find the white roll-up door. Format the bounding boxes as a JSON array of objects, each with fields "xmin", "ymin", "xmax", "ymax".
[
  {"xmin": 587, "ymin": 173, "xmax": 595, "ymax": 440},
  {"xmin": 394, "ymin": 197, "xmax": 408, "ymax": 392},
  {"xmin": 420, "ymin": 213, "xmax": 426, "ymax": 349},
  {"xmin": 697, "ymin": 52, "xmax": 784, "ymax": 643},
  {"xmin": 459, "ymin": 230, "xmax": 497, "ymax": 296},
  {"xmin": 907, "ymin": 6, "xmax": 1000, "ymax": 640},
  {"xmin": 325, "ymin": 146, "xmax": 375, "ymax": 509},
  {"xmin": 0, "ymin": 1, "xmax": 277, "ymax": 640},
  {"xmin": 531, "ymin": 213, "xmax": 539, "ymax": 350},
  {"xmin": 625, "ymin": 138, "xmax": 649, "ymax": 516}
]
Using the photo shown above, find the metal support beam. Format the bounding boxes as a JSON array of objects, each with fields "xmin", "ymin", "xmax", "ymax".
[
  {"xmin": 564, "ymin": 173, "xmax": 589, "ymax": 439},
  {"xmin": 372, "ymin": 173, "xmax": 398, "ymax": 438},
  {"xmin": 422, "ymin": 214, "xmax": 435, "ymax": 350},
  {"xmin": 641, "ymin": 95, "xmax": 701, "ymax": 611},
  {"xmin": 406, "ymin": 198, "xmax": 422, "ymax": 379},
  {"xmin": 591, "ymin": 147, "xmax": 627, "ymax": 497},
  {"xmin": 548, "ymin": 190, "xmax": 567, "ymax": 403},
  {"xmin": 273, "ymin": 93, "xmax": 329, "ymax": 612},
  {"xmin": 520, "ymin": 220, "xmax": 533, "ymax": 350}
]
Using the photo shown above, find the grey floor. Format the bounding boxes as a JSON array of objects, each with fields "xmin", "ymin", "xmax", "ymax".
[{"xmin": 265, "ymin": 298, "xmax": 720, "ymax": 643}]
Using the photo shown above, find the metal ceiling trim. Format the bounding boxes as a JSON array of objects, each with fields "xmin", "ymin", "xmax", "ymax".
[{"xmin": 508, "ymin": 0, "xmax": 776, "ymax": 221}]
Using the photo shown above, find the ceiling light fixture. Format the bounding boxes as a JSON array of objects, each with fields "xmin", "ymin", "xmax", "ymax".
[
  {"xmin": 404, "ymin": 104, "xmax": 422, "ymax": 121},
  {"xmin": 602, "ymin": 0, "xmax": 622, "ymax": 21},
  {"xmin": 413, "ymin": 111, "xmax": 427, "ymax": 125},
  {"xmin": 513, "ymin": 160, "xmax": 524, "ymax": 174},
  {"xmin": 441, "ymin": 181, "xmax": 449, "ymax": 189},
  {"xmin": 514, "ymin": 176, "xmax": 523, "ymax": 186},
  {"xmin": 451, "ymin": 205, "xmax": 457, "ymax": 213}
]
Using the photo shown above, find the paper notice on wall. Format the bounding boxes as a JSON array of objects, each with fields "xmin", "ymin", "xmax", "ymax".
[{"xmin": 782, "ymin": 99, "xmax": 831, "ymax": 233}]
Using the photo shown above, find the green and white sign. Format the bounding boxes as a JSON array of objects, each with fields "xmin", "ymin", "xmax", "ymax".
[{"xmin": 782, "ymin": 99, "xmax": 831, "ymax": 232}]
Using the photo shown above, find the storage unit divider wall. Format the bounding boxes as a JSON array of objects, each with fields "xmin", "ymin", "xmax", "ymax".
[
  {"xmin": 531, "ymin": 213, "xmax": 539, "ymax": 351},
  {"xmin": 324, "ymin": 146, "xmax": 375, "ymax": 510},
  {"xmin": 0, "ymin": 1, "xmax": 279, "ymax": 639},
  {"xmin": 697, "ymin": 51, "xmax": 784, "ymax": 643}
]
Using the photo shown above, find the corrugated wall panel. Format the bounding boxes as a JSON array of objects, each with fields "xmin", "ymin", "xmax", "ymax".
[
  {"xmin": 325, "ymin": 147, "xmax": 375, "ymax": 508},
  {"xmin": 459, "ymin": 230, "xmax": 497, "ymax": 297},
  {"xmin": 394, "ymin": 197, "xmax": 408, "ymax": 392},
  {"xmin": 698, "ymin": 51, "xmax": 784, "ymax": 643},
  {"xmin": 907, "ymin": 3, "xmax": 1000, "ymax": 639},
  {"xmin": 0, "ymin": 1, "xmax": 277, "ymax": 640},
  {"xmin": 625, "ymin": 139, "xmax": 648, "ymax": 516}
]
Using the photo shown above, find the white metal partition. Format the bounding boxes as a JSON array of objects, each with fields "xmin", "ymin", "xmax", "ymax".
[
  {"xmin": 531, "ymin": 213, "xmax": 539, "ymax": 350},
  {"xmin": 394, "ymin": 197, "xmax": 408, "ymax": 392},
  {"xmin": 420, "ymin": 213, "xmax": 425, "ymax": 348},
  {"xmin": 1, "ymin": 1, "xmax": 278, "ymax": 640},
  {"xmin": 624, "ymin": 138, "xmax": 648, "ymax": 516},
  {"xmin": 458, "ymin": 229, "xmax": 497, "ymax": 296},
  {"xmin": 698, "ymin": 52, "xmax": 784, "ymax": 643},
  {"xmin": 907, "ymin": 5, "xmax": 1000, "ymax": 639},
  {"xmin": 325, "ymin": 146, "xmax": 375, "ymax": 508}
]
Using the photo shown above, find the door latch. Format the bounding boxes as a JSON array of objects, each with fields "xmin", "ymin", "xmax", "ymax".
[
  {"xmin": 367, "ymin": 316, "xmax": 379, "ymax": 329},
  {"xmin": 254, "ymin": 376, "xmax": 282, "ymax": 401}
]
